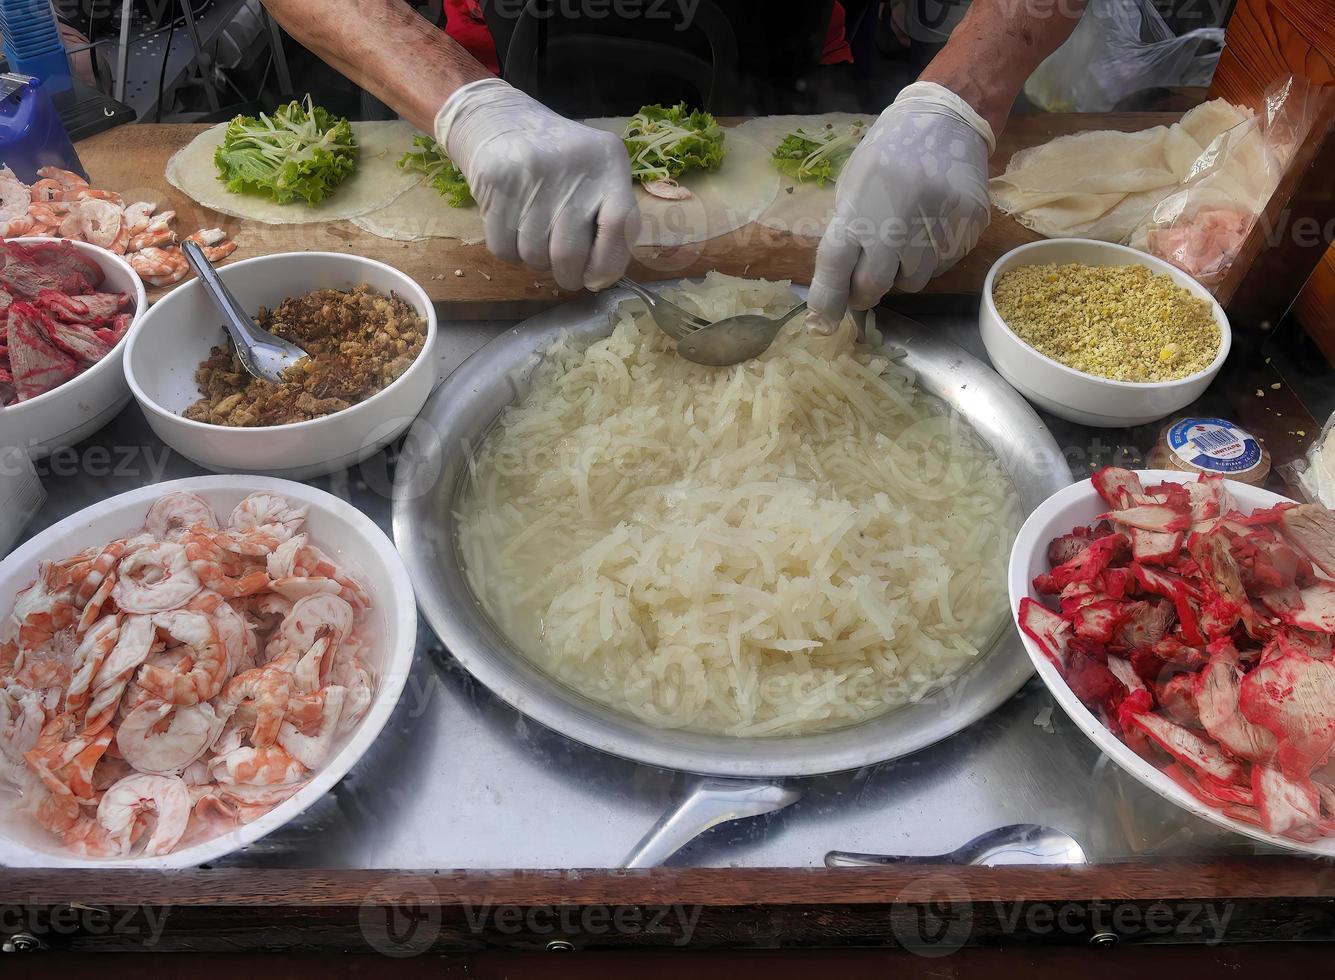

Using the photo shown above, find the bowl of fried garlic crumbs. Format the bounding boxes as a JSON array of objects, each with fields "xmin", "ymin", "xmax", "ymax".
[
  {"xmin": 980, "ymin": 239, "xmax": 1230, "ymax": 428},
  {"xmin": 184, "ymin": 285, "xmax": 426, "ymax": 427},
  {"xmin": 125, "ymin": 251, "xmax": 437, "ymax": 478}
]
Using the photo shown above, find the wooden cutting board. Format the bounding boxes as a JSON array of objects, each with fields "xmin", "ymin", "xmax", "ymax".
[{"xmin": 75, "ymin": 114, "xmax": 1179, "ymax": 317}]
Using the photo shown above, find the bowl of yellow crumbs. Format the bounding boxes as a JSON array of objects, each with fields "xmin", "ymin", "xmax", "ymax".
[{"xmin": 981, "ymin": 239, "xmax": 1230, "ymax": 427}]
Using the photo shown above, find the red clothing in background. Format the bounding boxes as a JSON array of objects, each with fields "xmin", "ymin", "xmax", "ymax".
[
  {"xmin": 820, "ymin": 2, "xmax": 854, "ymax": 65},
  {"xmin": 442, "ymin": 0, "xmax": 500, "ymax": 75}
]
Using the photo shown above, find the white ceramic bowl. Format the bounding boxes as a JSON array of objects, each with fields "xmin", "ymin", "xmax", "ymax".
[
  {"xmin": 0, "ymin": 476, "xmax": 417, "ymax": 869},
  {"xmin": 124, "ymin": 252, "xmax": 436, "ymax": 479},
  {"xmin": 980, "ymin": 240, "xmax": 1231, "ymax": 428},
  {"xmin": 1008, "ymin": 469, "xmax": 1335, "ymax": 857},
  {"xmin": 0, "ymin": 238, "xmax": 147, "ymax": 457}
]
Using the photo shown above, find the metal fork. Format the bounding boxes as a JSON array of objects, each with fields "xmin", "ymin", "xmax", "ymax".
[
  {"xmin": 617, "ymin": 276, "xmax": 809, "ymax": 366},
  {"xmin": 615, "ymin": 276, "xmax": 709, "ymax": 341}
]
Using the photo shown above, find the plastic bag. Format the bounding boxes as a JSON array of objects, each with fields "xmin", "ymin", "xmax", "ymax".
[
  {"xmin": 1281, "ymin": 408, "xmax": 1335, "ymax": 507},
  {"xmin": 1024, "ymin": 0, "xmax": 1225, "ymax": 113},
  {"xmin": 1132, "ymin": 75, "xmax": 1323, "ymax": 286}
]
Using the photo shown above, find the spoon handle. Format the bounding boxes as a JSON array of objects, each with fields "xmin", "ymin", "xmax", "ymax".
[
  {"xmin": 181, "ymin": 240, "xmax": 276, "ymax": 359},
  {"xmin": 824, "ymin": 850, "xmax": 948, "ymax": 868}
]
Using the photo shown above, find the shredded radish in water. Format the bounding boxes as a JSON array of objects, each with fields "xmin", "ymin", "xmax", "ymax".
[{"xmin": 456, "ymin": 274, "xmax": 1019, "ymax": 736}]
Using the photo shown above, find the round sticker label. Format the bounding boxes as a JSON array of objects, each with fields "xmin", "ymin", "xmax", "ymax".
[{"xmin": 1167, "ymin": 417, "xmax": 1262, "ymax": 474}]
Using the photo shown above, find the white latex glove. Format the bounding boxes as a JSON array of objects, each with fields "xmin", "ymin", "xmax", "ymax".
[
  {"xmin": 435, "ymin": 78, "xmax": 639, "ymax": 291},
  {"xmin": 808, "ymin": 82, "xmax": 994, "ymax": 323}
]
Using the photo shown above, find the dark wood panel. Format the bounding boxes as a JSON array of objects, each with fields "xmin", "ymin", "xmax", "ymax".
[
  {"xmin": 7, "ymin": 860, "xmax": 1335, "ymax": 906},
  {"xmin": 9, "ymin": 946, "xmax": 1335, "ymax": 979},
  {"xmin": 1293, "ymin": 245, "xmax": 1335, "ymax": 365}
]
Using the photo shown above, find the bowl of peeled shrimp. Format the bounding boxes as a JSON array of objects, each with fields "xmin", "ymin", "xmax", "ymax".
[
  {"xmin": 0, "ymin": 476, "xmax": 417, "ymax": 868},
  {"xmin": 0, "ymin": 237, "xmax": 146, "ymax": 457}
]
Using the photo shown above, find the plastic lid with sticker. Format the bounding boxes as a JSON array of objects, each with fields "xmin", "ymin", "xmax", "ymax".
[{"xmin": 1151, "ymin": 416, "xmax": 1271, "ymax": 485}]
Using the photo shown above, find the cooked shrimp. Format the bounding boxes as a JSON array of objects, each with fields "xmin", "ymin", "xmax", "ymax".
[
  {"xmin": 83, "ymin": 614, "xmax": 156, "ymax": 735},
  {"xmin": 0, "ymin": 173, "xmax": 30, "ymax": 224},
  {"xmin": 276, "ymin": 594, "xmax": 353, "ymax": 660},
  {"xmin": 145, "ymin": 491, "xmax": 217, "ymax": 542},
  {"xmin": 184, "ymin": 227, "xmax": 236, "ymax": 262},
  {"xmin": 123, "ymin": 201, "xmax": 156, "ymax": 234},
  {"xmin": 266, "ymin": 538, "xmax": 371, "ymax": 611},
  {"xmin": 96, "ymin": 773, "xmax": 192, "ymax": 856},
  {"xmin": 138, "ymin": 610, "xmax": 226, "ymax": 705},
  {"xmin": 221, "ymin": 667, "xmax": 291, "ymax": 746},
  {"xmin": 111, "ymin": 542, "xmax": 202, "ymax": 614},
  {"xmin": 129, "ymin": 246, "xmax": 189, "ymax": 287},
  {"xmin": 210, "ymin": 743, "xmax": 306, "ymax": 787},
  {"xmin": 276, "ymin": 685, "xmax": 344, "ymax": 769},
  {"xmin": 59, "ymin": 198, "xmax": 124, "ymax": 251},
  {"xmin": 329, "ymin": 656, "xmax": 374, "ymax": 734},
  {"xmin": 64, "ymin": 616, "xmax": 121, "ymax": 715},
  {"xmin": 128, "ymin": 212, "xmax": 177, "ymax": 253},
  {"xmin": 229, "ymin": 493, "xmax": 307, "ymax": 540},
  {"xmin": 3, "ymin": 489, "xmax": 374, "ymax": 857},
  {"xmin": 293, "ymin": 633, "xmax": 337, "ymax": 694},
  {"xmin": 29, "ymin": 178, "xmax": 63, "ymax": 203},
  {"xmin": 194, "ymin": 592, "xmax": 250, "ymax": 675},
  {"xmin": 53, "ymin": 726, "xmax": 112, "ymax": 802},
  {"xmin": 68, "ymin": 187, "xmax": 124, "ymax": 206},
  {"xmin": 186, "ymin": 789, "xmax": 240, "ymax": 841},
  {"xmin": 116, "ymin": 699, "xmax": 223, "ymax": 775},
  {"xmin": 24, "ymin": 200, "xmax": 70, "ymax": 236},
  {"xmin": 0, "ymin": 214, "xmax": 35, "ymax": 237},
  {"xmin": 38, "ymin": 785, "xmax": 125, "ymax": 858},
  {"xmin": 72, "ymin": 536, "xmax": 145, "ymax": 607},
  {"xmin": 36, "ymin": 166, "xmax": 89, "ymax": 189},
  {"xmin": 185, "ymin": 543, "xmax": 270, "ymax": 600},
  {"xmin": 236, "ymin": 593, "xmax": 292, "ymax": 634},
  {"xmin": 13, "ymin": 582, "xmax": 78, "ymax": 660}
]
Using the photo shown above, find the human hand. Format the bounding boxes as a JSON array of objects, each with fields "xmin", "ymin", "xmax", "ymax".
[
  {"xmin": 807, "ymin": 82, "xmax": 993, "ymax": 323},
  {"xmin": 435, "ymin": 78, "xmax": 640, "ymax": 290}
]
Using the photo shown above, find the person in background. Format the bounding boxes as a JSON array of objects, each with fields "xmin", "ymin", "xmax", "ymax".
[{"xmin": 261, "ymin": 0, "xmax": 1087, "ymax": 321}]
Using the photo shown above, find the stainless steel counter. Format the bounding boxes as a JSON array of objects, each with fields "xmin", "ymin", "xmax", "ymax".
[{"xmin": 17, "ymin": 303, "xmax": 1277, "ymax": 869}]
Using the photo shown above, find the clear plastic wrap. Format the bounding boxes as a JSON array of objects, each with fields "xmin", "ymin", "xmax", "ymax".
[
  {"xmin": 1132, "ymin": 76, "xmax": 1323, "ymax": 286},
  {"xmin": 1024, "ymin": 0, "xmax": 1225, "ymax": 113}
]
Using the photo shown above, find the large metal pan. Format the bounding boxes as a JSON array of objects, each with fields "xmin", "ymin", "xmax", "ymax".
[{"xmin": 394, "ymin": 283, "xmax": 1072, "ymax": 783}]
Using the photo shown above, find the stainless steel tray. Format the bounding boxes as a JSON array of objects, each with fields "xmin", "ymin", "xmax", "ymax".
[
  {"xmin": 12, "ymin": 301, "xmax": 1275, "ymax": 870},
  {"xmin": 394, "ymin": 285, "xmax": 1071, "ymax": 781}
]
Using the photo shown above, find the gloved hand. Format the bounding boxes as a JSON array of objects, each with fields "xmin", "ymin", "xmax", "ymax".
[
  {"xmin": 808, "ymin": 82, "xmax": 994, "ymax": 323},
  {"xmin": 435, "ymin": 78, "xmax": 639, "ymax": 291}
]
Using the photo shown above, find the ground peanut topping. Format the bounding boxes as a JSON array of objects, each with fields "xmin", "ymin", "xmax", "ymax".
[
  {"xmin": 184, "ymin": 284, "xmax": 426, "ymax": 426},
  {"xmin": 992, "ymin": 262, "xmax": 1220, "ymax": 383}
]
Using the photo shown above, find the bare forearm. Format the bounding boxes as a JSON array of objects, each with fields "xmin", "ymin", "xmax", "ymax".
[
  {"xmin": 261, "ymin": 0, "xmax": 491, "ymax": 129},
  {"xmin": 919, "ymin": 0, "xmax": 1086, "ymax": 139}
]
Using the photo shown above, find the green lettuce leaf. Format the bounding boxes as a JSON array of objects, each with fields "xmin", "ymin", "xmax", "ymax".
[
  {"xmin": 770, "ymin": 121, "xmax": 866, "ymax": 186},
  {"xmin": 397, "ymin": 135, "xmax": 474, "ymax": 207},
  {"xmin": 623, "ymin": 103, "xmax": 725, "ymax": 184},
  {"xmin": 213, "ymin": 96, "xmax": 357, "ymax": 206}
]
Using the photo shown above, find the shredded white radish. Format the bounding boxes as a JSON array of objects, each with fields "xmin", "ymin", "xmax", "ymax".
[{"xmin": 456, "ymin": 273, "xmax": 1018, "ymax": 736}]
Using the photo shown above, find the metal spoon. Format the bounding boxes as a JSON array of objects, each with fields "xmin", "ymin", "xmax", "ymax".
[
  {"xmin": 825, "ymin": 824, "xmax": 1086, "ymax": 868},
  {"xmin": 676, "ymin": 301, "xmax": 808, "ymax": 367},
  {"xmin": 623, "ymin": 778, "xmax": 801, "ymax": 868},
  {"xmin": 615, "ymin": 276, "xmax": 709, "ymax": 341},
  {"xmin": 181, "ymin": 239, "xmax": 308, "ymax": 383}
]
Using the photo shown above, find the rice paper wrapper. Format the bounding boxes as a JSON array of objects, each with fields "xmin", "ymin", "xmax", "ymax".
[{"xmin": 166, "ymin": 120, "xmax": 421, "ymax": 224}]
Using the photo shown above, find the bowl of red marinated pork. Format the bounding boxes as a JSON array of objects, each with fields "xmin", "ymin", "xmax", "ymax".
[
  {"xmin": 1009, "ymin": 466, "xmax": 1335, "ymax": 853},
  {"xmin": 0, "ymin": 238, "xmax": 146, "ymax": 457}
]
